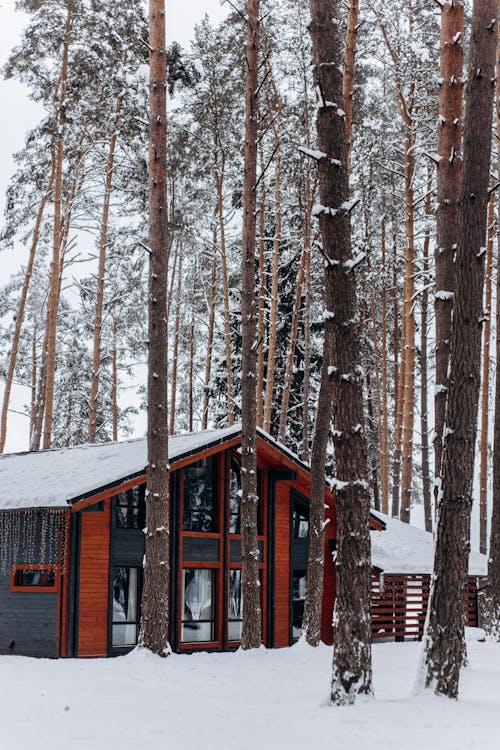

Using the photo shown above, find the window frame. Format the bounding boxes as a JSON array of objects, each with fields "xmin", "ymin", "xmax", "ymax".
[
  {"xmin": 180, "ymin": 565, "xmax": 217, "ymax": 645},
  {"xmin": 10, "ymin": 564, "xmax": 60, "ymax": 593},
  {"xmin": 111, "ymin": 565, "xmax": 142, "ymax": 649}
]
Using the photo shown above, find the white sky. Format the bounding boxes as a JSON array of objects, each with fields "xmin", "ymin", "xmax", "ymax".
[{"xmin": 0, "ymin": 0, "xmax": 230, "ymax": 453}]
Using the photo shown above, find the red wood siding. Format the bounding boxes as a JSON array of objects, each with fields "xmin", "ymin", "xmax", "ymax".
[
  {"xmin": 274, "ymin": 480, "xmax": 291, "ymax": 647},
  {"xmin": 77, "ymin": 501, "xmax": 111, "ymax": 656}
]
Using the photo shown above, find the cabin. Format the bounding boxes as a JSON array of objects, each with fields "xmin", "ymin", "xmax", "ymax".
[
  {"xmin": 0, "ymin": 425, "xmax": 351, "ymax": 657},
  {"xmin": 0, "ymin": 426, "xmax": 485, "ymax": 658}
]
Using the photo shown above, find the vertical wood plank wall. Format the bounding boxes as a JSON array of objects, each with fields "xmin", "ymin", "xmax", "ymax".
[
  {"xmin": 77, "ymin": 501, "xmax": 111, "ymax": 656},
  {"xmin": 274, "ymin": 480, "xmax": 291, "ymax": 647}
]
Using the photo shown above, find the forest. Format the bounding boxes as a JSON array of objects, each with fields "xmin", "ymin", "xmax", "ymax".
[{"xmin": 1, "ymin": 0, "xmax": 500, "ymax": 716}]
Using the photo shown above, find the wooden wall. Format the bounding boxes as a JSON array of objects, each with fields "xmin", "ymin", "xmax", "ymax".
[
  {"xmin": 274, "ymin": 480, "xmax": 292, "ymax": 647},
  {"xmin": 77, "ymin": 501, "xmax": 111, "ymax": 656}
]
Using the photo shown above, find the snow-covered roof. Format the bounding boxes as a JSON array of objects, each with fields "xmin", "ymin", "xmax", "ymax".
[
  {"xmin": 0, "ymin": 425, "xmax": 242, "ymax": 511},
  {"xmin": 370, "ymin": 510, "xmax": 487, "ymax": 577}
]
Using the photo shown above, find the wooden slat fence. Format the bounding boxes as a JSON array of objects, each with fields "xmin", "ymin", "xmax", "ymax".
[{"xmin": 371, "ymin": 574, "xmax": 479, "ymax": 640}]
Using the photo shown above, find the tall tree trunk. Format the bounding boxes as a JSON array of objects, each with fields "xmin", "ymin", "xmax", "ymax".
[
  {"xmin": 380, "ymin": 208, "xmax": 389, "ymax": 515},
  {"xmin": 422, "ymin": 0, "xmax": 496, "ymax": 697},
  {"xmin": 479, "ymin": 191, "xmax": 495, "ymax": 553},
  {"xmin": 421, "ymin": 176, "xmax": 433, "ymax": 533},
  {"xmin": 188, "ymin": 313, "xmax": 195, "ymax": 433},
  {"xmin": 480, "ymin": 0, "xmax": 500, "ymax": 638},
  {"xmin": 169, "ymin": 245, "xmax": 183, "ymax": 436},
  {"xmin": 391, "ymin": 221, "xmax": 404, "ymax": 517},
  {"xmin": 343, "ymin": 0, "xmax": 359, "ymax": 169},
  {"xmin": 30, "ymin": 327, "xmax": 37, "ymax": 442},
  {"xmin": 215, "ymin": 162, "xmax": 235, "ymax": 426},
  {"xmin": 140, "ymin": 0, "xmax": 170, "ymax": 656},
  {"xmin": 256, "ymin": 139, "xmax": 267, "ymax": 428},
  {"xmin": 88, "ymin": 95, "xmax": 123, "ymax": 443},
  {"xmin": 202, "ymin": 237, "xmax": 217, "ymax": 430},
  {"xmin": 43, "ymin": 5, "xmax": 72, "ymax": 450},
  {"xmin": 240, "ymin": 0, "xmax": 261, "ymax": 651},
  {"xmin": 262, "ymin": 80, "xmax": 283, "ymax": 433},
  {"xmin": 278, "ymin": 247, "xmax": 306, "ymax": 443},
  {"xmin": 305, "ymin": 1, "xmax": 373, "ymax": 706},
  {"xmin": 301, "ymin": 242, "xmax": 312, "ymax": 462},
  {"xmin": 112, "ymin": 318, "xmax": 118, "ymax": 442},
  {"xmin": 400, "ymin": 133, "xmax": 416, "ymax": 524},
  {"xmin": 0, "ymin": 159, "xmax": 55, "ymax": 453},
  {"xmin": 434, "ymin": 0, "xmax": 464, "ymax": 486}
]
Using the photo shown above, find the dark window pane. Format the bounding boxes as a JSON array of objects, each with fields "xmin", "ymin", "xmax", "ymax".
[
  {"xmin": 14, "ymin": 569, "xmax": 55, "ymax": 587},
  {"xmin": 115, "ymin": 485, "xmax": 145, "ymax": 529},
  {"xmin": 181, "ymin": 568, "xmax": 215, "ymax": 643},
  {"xmin": 229, "ymin": 457, "xmax": 241, "ymax": 534},
  {"xmin": 293, "ymin": 507, "xmax": 309, "ymax": 539},
  {"xmin": 183, "ymin": 458, "xmax": 216, "ymax": 532},
  {"xmin": 228, "ymin": 457, "xmax": 262, "ymax": 535},
  {"xmin": 112, "ymin": 567, "xmax": 139, "ymax": 647}
]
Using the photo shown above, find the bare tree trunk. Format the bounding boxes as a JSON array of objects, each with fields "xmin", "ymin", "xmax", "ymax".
[
  {"xmin": 301, "ymin": 243, "xmax": 312, "ymax": 462},
  {"xmin": 400, "ymin": 133, "xmax": 416, "ymax": 524},
  {"xmin": 168, "ymin": 245, "xmax": 183, "ymax": 436},
  {"xmin": 278, "ymin": 247, "xmax": 306, "ymax": 443},
  {"xmin": 215, "ymin": 162, "xmax": 235, "ymax": 426},
  {"xmin": 480, "ymin": 0, "xmax": 500, "ymax": 638},
  {"xmin": 43, "ymin": 5, "xmax": 72, "ymax": 450},
  {"xmin": 140, "ymin": 0, "xmax": 170, "ymax": 656},
  {"xmin": 479, "ymin": 191, "xmax": 495, "ymax": 554},
  {"xmin": 421, "ymin": 177, "xmax": 433, "ymax": 533},
  {"xmin": 240, "ymin": 0, "xmax": 261, "ymax": 651},
  {"xmin": 305, "ymin": 1, "xmax": 373, "ymax": 706},
  {"xmin": 112, "ymin": 318, "xmax": 118, "ymax": 442},
  {"xmin": 343, "ymin": 0, "xmax": 359, "ymax": 169},
  {"xmin": 188, "ymin": 312, "xmax": 194, "ymax": 433},
  {"xmin": 391, "ymin": 221, "xmax": 404, "ymax": 517},
  {"xmin": 0, "ymin": 160, "xmax": 55, "ymax": 453},
  {"xmin": 256, "ymin": 140, "xmax": 266, "ymax": 428},
  {"xmin": 30, "ymin": 327, "xmax": 37, "ymax": 442},
  {"xmin": 422, "ymin": 0, "xmax": 496, "ymax": 697},
  {"xmin": 88, "ymin": 95, "xmax": 123, "ymax": 443},
  {"xmin": 434, "ymin": 0, "xmax": 464, "ymax": 485},
  {"xmin": 380, "ymin": 208, "xmax": 389, "ymax": 515},
  {"xmin": 202, "ymin": 237, "xmax": 217, "ymax": 430},
  {"xmin": 263, "ymin": 78, "xmax": 283, "ymax": 433}
]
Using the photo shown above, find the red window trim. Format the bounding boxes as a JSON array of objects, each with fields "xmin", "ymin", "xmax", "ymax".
[{"xmin": 10, "ymin": 564, "xmax": 60, "ymax": 593}]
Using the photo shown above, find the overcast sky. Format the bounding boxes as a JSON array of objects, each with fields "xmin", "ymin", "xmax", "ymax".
[{"xmin": 0, "ymin": 0, "xmax": 230, "ymax": 453}]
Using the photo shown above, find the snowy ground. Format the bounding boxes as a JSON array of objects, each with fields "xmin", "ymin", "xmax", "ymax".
[{"xmin": 1, "ymin": 635, "xmax": 499, "ymax": 750}]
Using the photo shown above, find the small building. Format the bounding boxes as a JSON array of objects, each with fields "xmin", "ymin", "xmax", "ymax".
[
  {"xmin": 369, "ymin": 511, "xmax": 486, "ymax": 640},
  {"xmin": 0, "ymin": 425, "xmax": 361, "ymax": 658}
]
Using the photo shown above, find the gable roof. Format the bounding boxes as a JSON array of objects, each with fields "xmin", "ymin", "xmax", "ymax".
[
  {"xmin": 0, "ymin": 425, "xmax": 241, "ymax": 511},
  {"xmin": 370, "ymin": 510, "xmax": 487, "ymax": 577}
]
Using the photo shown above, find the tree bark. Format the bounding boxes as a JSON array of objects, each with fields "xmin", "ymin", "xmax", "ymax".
[
  {"xmin": 306, "ymin": 0, "xmax": 373, "ymax": 705},
  {"xmin": 140, "ymin": 0, "xmax": 170, "ymax": 656},
  {"xmin": 479, "ymin": 191, "xmax": 494, "ymax": 554},
  {"xmin": 240, "ymin": 0, "xmax": 261, "ymax": 651},
  {"xmin": 202, "ymin": 237, "xmax": 217, "ymax": 430},
  {"xmin": 421, "ymin": 176, "xmax": 433, "ymax": 533},
  {"xmin": 343, "ymin": 0, "xmax": 359, "ymax": 169},
  {"xmin": 422, "ymin": 0, "xmax": 496, "ymax": 697},
  {"xmin": 43, "ymin": 4, "xmax": 72, "ymax": 450},
  {"xmin": 480, "ymin": 0, "xmax": 500, "ymax": 638},
  {"xmin": 168, "ymin": 244, "xmax": 183, "ymax": 436},
  {"xmin": 380, "ymin": 208, "xmax": 389, "ymax": 515},
  {"xmin": 434, "ymin": 0, "xmax": 464, "ymax": 485},
  {"xmin": 88, "ymin": 95, "xmax": 123, "ymax": 443},
  {"xmin": 112, "ymin": 318, "xmax": 118, "ymax": 442}
]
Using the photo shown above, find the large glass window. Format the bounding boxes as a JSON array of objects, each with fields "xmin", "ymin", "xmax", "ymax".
[
  {"xmin": 181, "ymin": 568, "xmax": 215, "ymax": 643},
  {"xmin": 112, "ymin": 567, "xmax": 140, "ymax": 647},
  {"xmin": 183, "ymin": 457, "xmax": 217, "ymax": 532},
  {"xmin": 114, "ymin": 485, "xmax": 146, "ymax": 529},
  {"xmin": 229, "ymin": 456, "xmax": 262, "ymax": 535},
  {"xmin": 228, "ymin": 569, "xmax": 243, "ymax": 641}
]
